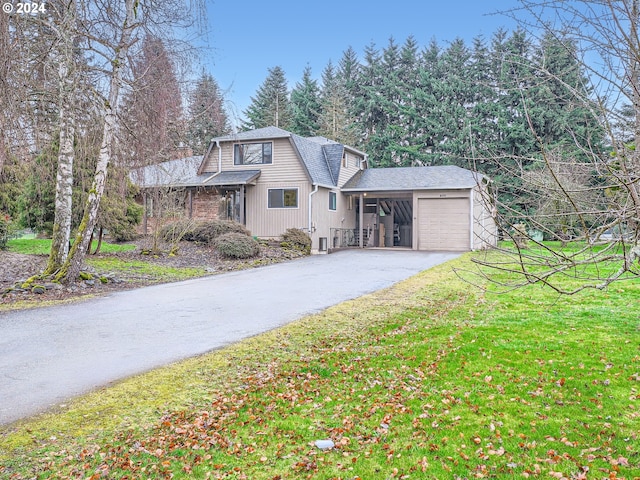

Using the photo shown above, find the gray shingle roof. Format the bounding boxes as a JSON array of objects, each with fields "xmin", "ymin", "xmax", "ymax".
[
  {"xmin": 201, "ymin": 170, "xmax": 261, "ymax": 186},
  {"xmin": 130, "ymin": 157, "xmax": 261, "ymax": 188},
  {"xmin": 207, "ymin": 127, "xmax": 350, "ymax": 187},
  {"xmin": 130, "ymin": 156, "xmax": 204, "ymax": 188},
  {"xmin": 290, "ymin": 134, "xmax": 342, "ymax": 186},
  {"xmin": 341, "ymin": 165, "xmax": 482, "ymax": 191},
  {"xmin": 210, "ymin": 126, "xmax": 292, "ymax": 143}
]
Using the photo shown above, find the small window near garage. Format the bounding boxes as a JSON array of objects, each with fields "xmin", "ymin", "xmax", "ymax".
[
  {"xmin": 268, "ymin": 188, "xmax": 298, "ymax": 208},
  {"xmin": 234, "ymin": 142, "xmax": 273, "ymax": 165},
  {"xmin": 329, "ymin": 191, "xmax": 337, "ymax": 211}
]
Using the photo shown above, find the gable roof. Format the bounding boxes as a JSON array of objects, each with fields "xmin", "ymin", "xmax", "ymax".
[
  {"xmin": 208, "ymin": 126, "xmax": 292, "ymax": 143},
  {"xmin": 205, "ymin": 127, "xmax": 364, "ymax": 187},
  {"xmin": 341, "ymin": 165, "xmax": 483, "ymax": 192}
]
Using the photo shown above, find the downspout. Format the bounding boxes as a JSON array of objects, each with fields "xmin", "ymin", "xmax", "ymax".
[
  {"xmin": 469, "ymin": 188, "xmax": 474, "ymax": 250},
  {"xmin": 309, "ymin": 184, "xmax": 319, "ymax": 246},
  {"xmin": 202, "ymin": 140, "xmax": 222, "ymax": 183}
]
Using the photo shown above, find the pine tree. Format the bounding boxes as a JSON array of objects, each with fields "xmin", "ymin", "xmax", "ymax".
[
  {"xmin": 290, "ymin": 66, "xmax": 321, "ymax": 137},
  {"xmin": 531, "ymin": 32, "xmax": 601, "ymax": 154},
  {"xmin": 242, "ymin": 66, "xmax": 292, "ymax": 130},
  {"xmin": 353, "ymin": 42, "xmax": 385, "ymax": 164},
  {"xmin": 318, "ymin": 61, "xmax": 353, "ymax": 144},
  {"xmin": 467, "ymin": 34, "xmax": 500, "ymax": 162},
  {"xmin": 122, "ymin": 36, "xmax": 185, "ymax": 166},
  {"xmin": 447, "ymin": 39, "xmax": 477, "ymax": 163},
  {"xmin": 187, "ymin": 72, "xmax": 230, "ymax": 155}
]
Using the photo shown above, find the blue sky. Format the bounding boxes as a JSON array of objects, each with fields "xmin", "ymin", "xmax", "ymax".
[{"xmin": 199, "ymin": 0, "xmax": 523, "ymax": 126}]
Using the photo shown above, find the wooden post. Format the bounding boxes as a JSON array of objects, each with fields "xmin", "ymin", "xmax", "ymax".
[{"xmin": 359, "ymin": 193, "xmax": 364, "ymax": 248}]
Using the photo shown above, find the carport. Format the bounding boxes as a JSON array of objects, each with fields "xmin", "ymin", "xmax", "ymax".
[{"xmin": 341, "ymin": 165, "xmax": 497, "ymax": 252}]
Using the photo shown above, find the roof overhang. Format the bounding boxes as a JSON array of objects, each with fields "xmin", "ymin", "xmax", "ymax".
[
  {"xmin": 341, "ymin": 186, "xmax": 473, "ymax": 193},
  {"xmin": 201, "ymin": 170, "xmax": 261, "ymax": 187}
]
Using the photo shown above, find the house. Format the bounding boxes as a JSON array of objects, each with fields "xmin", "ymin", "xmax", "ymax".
[{"xmin": 132, "ymin": 126, "xmax": 497, "ymax": 253}]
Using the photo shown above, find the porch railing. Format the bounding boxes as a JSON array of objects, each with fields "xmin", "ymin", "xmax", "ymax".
[{"xmin": 330, "ymin": 228, "xmax": 371, "ymax": 248}]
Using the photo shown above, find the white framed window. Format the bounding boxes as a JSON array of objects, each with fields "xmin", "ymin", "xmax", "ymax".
[
  {"xmin": 268, "ymin": 188, "xmax": 298, "ymax": 208},
  {"xmin": 234, "ymin": 142, "xmax": 273, "ymax": 165},
  {"xmin": 329, "ymin": 191, "xmax": 337, "ymax": 211}
]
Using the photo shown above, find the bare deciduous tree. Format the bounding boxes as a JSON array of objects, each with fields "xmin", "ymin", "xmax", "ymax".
[
  {"xmin": 46, "ymin": 0, "xmax": 79, "ymax": 274},
  {"xmin": 470, "ymin": 0, "xmax": 640, "ymax": 293}
]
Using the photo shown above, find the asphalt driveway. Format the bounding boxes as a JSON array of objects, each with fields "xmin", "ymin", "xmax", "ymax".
[{"xmin": 0, "ymin": 249, "xmax": 459, "ymax": 425}]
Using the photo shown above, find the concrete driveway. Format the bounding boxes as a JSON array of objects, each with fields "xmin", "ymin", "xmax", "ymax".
[{"xmin": 0, "ymin": 249, "xmax": 459, "ymax": 425}]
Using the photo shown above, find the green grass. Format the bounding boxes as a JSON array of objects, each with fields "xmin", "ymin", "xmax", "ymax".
[
  {"xmin": 86, "ymin": 256, "xmax": 206, "ymax": 283},
  {"xmin": 7, "ymin": 238, "xmax": 136, "ymax": 255},
  {"xmin": 1, "ymin": 253, "xmax": 639, "ymax": 479}
]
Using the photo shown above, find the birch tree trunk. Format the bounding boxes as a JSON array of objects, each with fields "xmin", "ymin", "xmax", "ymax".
[
  {"xmin": 0, "ymin": 13, "xmax": 10, "ymax": 178},
  {"xmin": 58, "ymin": 0, "xmax": 139, "ymax": 282},
  {"xmin": 46, "ymin": 0, "xmax": 77, "ymax": 274}
]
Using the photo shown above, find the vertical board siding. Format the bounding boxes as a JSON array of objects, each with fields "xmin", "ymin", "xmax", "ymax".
[
  {"xmin": 246, "ymin": 182, "xmax": 310, "ymax": 238},
  {"xmin": 310, "ymin": 189, "xmax": 357, "ymax": 252},
  {"xmin": 201, "ymin": 137, "xmax": 311, "ymax": 238}
]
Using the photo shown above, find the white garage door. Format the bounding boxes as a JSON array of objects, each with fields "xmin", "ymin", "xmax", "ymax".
[{"xmin": 418, "ymin": 197, "xmax": 470, "ymax": 251}]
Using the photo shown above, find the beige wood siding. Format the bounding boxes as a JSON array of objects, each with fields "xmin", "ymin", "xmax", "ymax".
[
  {"xmin": 201, "ymin": 138, "xmax": 309, "ymax": 184},
  {"xmin": 309, "ymin": 189, "xmax": 356, "ymax": 252},
  {"xmin": 415, "ymin": 190, "xmax": 471, "ymax": 251},
  {"xmin": 246, "ymin": 182, "xmax": 310, "ymax": 238},
  {"xmin": 337, "ymin": 151, "xmax": 365, "ymax": 187}
]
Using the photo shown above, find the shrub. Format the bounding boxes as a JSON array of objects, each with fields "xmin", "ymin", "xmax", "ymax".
[
  {"xmin": 160, "ymin": 219, "xmax": 198, "ymax": 243},
  {"xmin": 190, "ymin": 220, "xmax": 250, "ymax": 244},
  {"xmin": 280, "ymin": 228, "xmax": 311, "ymax": 254},
  {"xmin": 215, "ymin": 232, "xmax": 260, "ymax": 259},
  {"xmin": 107, "ymin": 202, "xmax": 144, "ymax": 242},
  {"xmin": 0, "ymin": 213, "xmax": 12, "ymax": 250}
]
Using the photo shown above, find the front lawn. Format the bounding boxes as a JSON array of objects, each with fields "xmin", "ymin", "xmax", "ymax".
[
  {"xmin": 7, "ymin": 238, "xmax": 136, "ymax": 255},
  {"xmin": 1, "ymin": 252, "xmax": 638, "ymax": 479}
]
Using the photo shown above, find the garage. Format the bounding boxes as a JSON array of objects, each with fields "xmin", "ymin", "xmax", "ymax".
[
  {"xmin": 417, "ymin": 196, "xmax": 470, "ymax": 251},
  {"xmin": 341, "ymin": 165, "xmax": 497, "ymax": 252}
]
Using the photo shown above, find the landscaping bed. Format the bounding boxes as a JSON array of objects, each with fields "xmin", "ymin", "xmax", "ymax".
[{"xmin": 0, "ymin": 238, "xmax": 307, "ymax": 309}]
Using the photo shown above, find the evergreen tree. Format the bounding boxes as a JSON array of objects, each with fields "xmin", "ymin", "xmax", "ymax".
[
  {"xmin": 428, "ymin": 38, "xmax": 473, "ymax": 165},
  {"xmin": 353, "ymin": 42, "xmax": 386, "ymax": 164},
  {"xmin": 467, "ymin": 34, "xmax": 500, "ymax": 162},
  {"xmin": 187, "ymin": 71, "xmax": 230, "ymax": 155},
  {"xmin": 531, "ymin": 32, "xmax": 602, "ymax": 154},
  {"xmin": 242, "ymin": 66, "xmax": 292, "ymax": 130},
  {"xmin": 388, "ymin": 36, "xmax": 423, "ymax": 166},
  {"xmin": 122, "ymin": 35, "xmax": 185, "ymax": 166},
  {"xmin": 290, "ymin": 66, "xmax": 321, "ymax": 137},
  {"xmin": 338, "ymin": 46, "xmax": 360, "ymax": 100},
  {"xmin": 318, "ymin": 61, "xmax": 355, "ymax": 144},
  {"xmin": 495, "ymin": 29, "xmax": 538, "ymax": 158}
]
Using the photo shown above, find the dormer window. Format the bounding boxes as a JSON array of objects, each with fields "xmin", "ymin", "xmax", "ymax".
[{"xmin": 234, "ymin": 142, "xmax": 273, "ymax": 165}]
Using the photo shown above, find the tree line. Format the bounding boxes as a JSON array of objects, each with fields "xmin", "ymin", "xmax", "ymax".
[{"xmin": 244, "ymin": 30, "xmax": 603, "ymax": 228}]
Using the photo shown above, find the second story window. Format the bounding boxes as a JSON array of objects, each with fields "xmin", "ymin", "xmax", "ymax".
[
  {"xmin": 234, "ymin": 142, "xmax": 273, "ymax": 165},
  {"xmin": 329, "ymin": 191, "xmax": 337, "ymax": 211}
]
